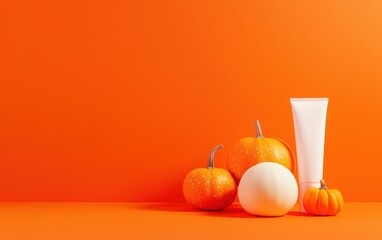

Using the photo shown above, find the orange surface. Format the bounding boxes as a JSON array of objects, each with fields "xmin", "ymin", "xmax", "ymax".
[
  {"xmin": 0, "ymin": 202, "xmax": 381, "ymax": 240},
  {"xmin": 1, "ymin": 1, "xmax": 382, "ymax": 201}
]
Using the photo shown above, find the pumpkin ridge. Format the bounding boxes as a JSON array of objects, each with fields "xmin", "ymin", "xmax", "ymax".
[
  {"xmin": 333, "ymin": 189, "xmax": 344, "ymax": 213},
  {"xmin": 327, "ymin": 189, "xmax": 339, "ymax": 216},
  {"xmin": 308, "ymin": 188, "xmax": 320, "ymax": 215},
  {"xmin": 304, "ymin": 188, "xmax": 315, "ymax": 214},
  {"xmin": 315, "ymin": 190, "xmax": 320, "ymax": 215}
]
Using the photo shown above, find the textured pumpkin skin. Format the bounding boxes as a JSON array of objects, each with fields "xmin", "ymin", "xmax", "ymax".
[
  {"xmin": 183, "ymin": 168, "xmax": 237, "ymax": 210},
  {"xmin": 183, "ymin": 145, "xmax": 237, "ymax": 211},
  {"xmin": 227, "ymin": 136, "xmax": 296, "ymax": 182},
  {"xmin": 303, "ymin": 180, "xmax": 344, "ymax": 216}
]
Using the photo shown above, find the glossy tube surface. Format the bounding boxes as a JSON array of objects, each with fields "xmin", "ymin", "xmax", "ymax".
[{"xmin": 290, "ymin": 98, "xmax": 328, "ymax": 212}]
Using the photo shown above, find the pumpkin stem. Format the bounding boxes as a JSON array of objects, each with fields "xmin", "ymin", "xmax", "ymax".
[
  {"xmin": 255, "ymin": 120, "xmax": 264, "ymax": 138},
  {"xmin": 208, "ymin": 144, "xmax": 223, "ymax": 169},
  {"xmin": 319, "ymin": 179, "xmax": 328, "ymax": 189}
]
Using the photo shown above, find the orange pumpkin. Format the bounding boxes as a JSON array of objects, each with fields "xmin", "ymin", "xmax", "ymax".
[
  {"xmin": 227, "ymin": 120, "xmax": 296, "ymax": 182},
  {"xmin": 303, "ymin": 179, "xmax": 344, "ymax": 216},
  {"xmin": 183, "ymin": 144, "xmax": 237, "ymax": 210}
]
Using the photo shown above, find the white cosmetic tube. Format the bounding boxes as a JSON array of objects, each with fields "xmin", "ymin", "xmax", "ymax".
[{"xmin": 290, "ymin": 98, "xmax": 328, "ymax": 212}]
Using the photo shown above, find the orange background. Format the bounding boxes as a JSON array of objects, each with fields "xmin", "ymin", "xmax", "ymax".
[{"xmin": 1, "ymin": 0, "xmax": 382, "ymax": 202}]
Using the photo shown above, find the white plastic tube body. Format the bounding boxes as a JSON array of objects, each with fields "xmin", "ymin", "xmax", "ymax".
[{"xmin": 290, "ymin": 98, "xmax": 328, "ymax": 212}]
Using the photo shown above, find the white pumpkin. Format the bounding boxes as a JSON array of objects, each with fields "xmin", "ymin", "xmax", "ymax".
[{"xmin": 238, "ymin": 162, "xmax": 298, "ymax": 217}]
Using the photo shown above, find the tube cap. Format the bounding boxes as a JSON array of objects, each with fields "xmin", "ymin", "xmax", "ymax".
[{"xmin": 298, "ymin": 182, "xmax": 320, "ymax": 212}]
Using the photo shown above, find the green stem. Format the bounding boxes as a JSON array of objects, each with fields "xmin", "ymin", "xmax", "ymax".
[{"xmin": 208, "ymin": 144, "xmax": 223, "ymax": 169}]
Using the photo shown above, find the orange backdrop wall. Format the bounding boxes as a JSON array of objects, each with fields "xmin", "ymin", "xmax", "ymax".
[{"xmin": 1, "ymin": 0, "xmax": 382, "ymax": 201}]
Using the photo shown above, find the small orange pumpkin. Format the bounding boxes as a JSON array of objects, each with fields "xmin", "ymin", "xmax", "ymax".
[
  {"xmin": 303, "ymin": 179, "xmax": 344, "ymax": 216},
  {"xmin": 183, "ymin": 144, "xmax": 237, "ymax": 210}
]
